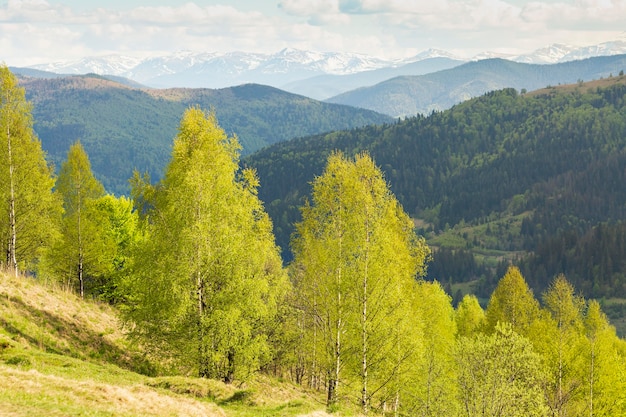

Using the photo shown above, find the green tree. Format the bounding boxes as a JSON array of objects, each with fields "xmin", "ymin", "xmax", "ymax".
[
  {"xmin": 485, "ymin": 266, "xmax": 542, "ymax": 336},
  {"xmin": 456, "ymin": 294, "xmax": 486, "ymax": 338},
  {"xmin": 406, "ymin": 280, "xmax": 458, "ymax": 417},
  {"xmin": 456, "ymin": 323, "xmax": 548, "ymax": 417},
  {"xmin": 126, "ymin": 107, "xmax": 287, "ymax": 381},
  {"xmin": 291, "ymin": 152, "xmax": 430, "ymax": 413},
  {"xmin": 44, "ymin": 141, "xmax": 113, "ymax": 297},
  {"xmin": 541, "ymin": 274, "xmax": 586, "ymax": 417},
  {"xmin": 582, "ymin": 300, "xmax": 625, "ymax": 416},
  {"xmin": 90, "ymin": 194, "xmax": 141, "ymax": 302},
  {"xmin": 0, "ymin": 65, "xmax": 59, "ymax": 274}
]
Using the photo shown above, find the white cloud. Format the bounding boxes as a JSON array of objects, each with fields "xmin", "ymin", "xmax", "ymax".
[
  {"xmin": 278, "ymin": 0, "xmax": 349, "ymax": 25},
  {"xmin": 1, "ymin": 0, "xmax": 625, "ymax": 66}
]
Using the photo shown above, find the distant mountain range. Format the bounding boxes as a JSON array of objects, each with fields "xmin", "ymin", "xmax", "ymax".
[
  {"xmin": 25, "ymin": 39, "xmax": 626, "ymax": 93},
  {"xmin": 327, "ymin": 55, "xmax": 626, "ymax": 117}
]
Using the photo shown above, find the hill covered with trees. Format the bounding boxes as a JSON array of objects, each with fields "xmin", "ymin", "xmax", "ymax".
[
  {"xmin": 19, "ymin": 74, "xmax": 392, "ymax": 194},
  {"xmin": 246, "ymin": 76, "xmax": 626, "ymax": 305}
]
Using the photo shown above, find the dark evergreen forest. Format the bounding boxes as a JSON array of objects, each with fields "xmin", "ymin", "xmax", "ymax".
[{"xmin": 246, "ymin": 77, "xmax": 626, "ymax": 305}]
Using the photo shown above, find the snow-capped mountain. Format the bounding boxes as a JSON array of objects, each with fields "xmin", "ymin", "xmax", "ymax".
[
  {"xmin": 27, "ymin": 39, "xmax": 626, "ymax": 89},
  {"xmin": 512, "ymin": 44, "xmax": 578, "ymax": 64},
  {"xmin": 36, "ymin": 55, "xmax": 143, "ymax": 76},
  {"xmin": 398, "ymin": 48, "xmax": 464, "ymax": 65},
  {"xmin": 31, "ymin": 48, "xmax": 395, "ymax": 88},
  {"xmin": 511, "ymin": 40, "xmax": 626, "ymax": 64}
]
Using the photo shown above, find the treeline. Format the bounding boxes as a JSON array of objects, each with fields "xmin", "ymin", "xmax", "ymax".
[{"xmin": 3, "ymin": 65, "xmax": 626, "ymax": 416}]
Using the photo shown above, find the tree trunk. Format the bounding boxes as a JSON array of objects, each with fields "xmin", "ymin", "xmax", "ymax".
[
  {"xmin": 77, "ymin": 178, "xmax": 83, "ymax": 298},
  {"xmin": 6, "ymin": 120, "xmax": 17, "ymax": 275},
  {"xmin": 589, "ymin": 342, "xmax": 594, "ymax": 417},
  {"xmin": 328, "ymin": 202, "xmax": 343, "ymax": 409},
  {"xmin": 361, "ymin": 218, "xmax": 370, "ymax": 414},
  {"xmin": 225, "ymin": 348, "xmax": 236, "ymax": 384},
  {"xmin": 196, "ymin": 269, "xmax": 209, "ymax": 378},
  {"xmin": 328, "ymin": 299, "xmax": 341, "ymax": 408},
  {"xmin": 78, "ymin": 251, "xmax": 84, "ymax": 298}
]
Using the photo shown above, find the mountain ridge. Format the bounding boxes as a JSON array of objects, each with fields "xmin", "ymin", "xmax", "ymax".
[
  {"xmin": 24, "ymin": 39, "xmax": 626, "ymax": 89},
  {"xmin": 19, "ymin": 74, "xmax": 392, "ymax": 195},
  {"xmin": 326, "ymin": 55, "xmax": 626, "ymax": 117}
]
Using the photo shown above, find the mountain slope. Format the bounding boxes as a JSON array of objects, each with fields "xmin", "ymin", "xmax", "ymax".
[
  {"xmin": 245, "ymin": 76, "xmax": 626, "ymax": 300},
  {"xmin": 327, "ymin": 55, "xmax": 626, "ymax": 117},
  {"xmin": 281, "ymin": 57, "xmax": 464, "ymax": 100},
  {"xmin": 0, "ymin": 272, "xmax": 325, "ymax": 416},
  {"xmin": 20, "ymin": 74, "xmax": 392, "ymax": 194}
]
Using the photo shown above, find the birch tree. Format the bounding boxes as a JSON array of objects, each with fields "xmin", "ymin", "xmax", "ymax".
[
  {"xmin": 485, "ymin": 266, "xmax": 542, "ymax": 337},
  {"xmin": 0, "ymin": 65, "xmax": 59, "ymax": 274},
  {"xmin": 541, "ymin": 275, "xmax": 587, "ymax": 417},
  {"xmin": 291, "ymin": 152, "xmax": 429, "ymax": 413},
  {"xmin": 456, "ymin": 323, "xmax": 548, "ymax": 417},
  {"xmin": 43, "ymin": 141, "xmax": 113, "ymax": 297},
  {"xmin": 456, "ymin": 294, "xmax": 485, "ymax": 338},
  {"xmin": 126, "ymin": 107, "xmax": 287, "ymax": 381},
  {"xmin": 582, "ymin": 300, "xmax": 625, "ymax": 417}
]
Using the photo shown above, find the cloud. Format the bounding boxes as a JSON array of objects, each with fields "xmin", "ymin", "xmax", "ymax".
[
  {"xmin": 278, "ymin": 0, "xmax": 350, "ymax": 25},
  {"xmin": 1, "ymin": 0, "xmax": 626, "ymax": 67}
]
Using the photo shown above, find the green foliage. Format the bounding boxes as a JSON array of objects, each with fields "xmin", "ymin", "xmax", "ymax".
[
  {"xmin": 90, "ymin": 194, "xmax": 141, "ymax": 303},
  {"xmin": 41, "ymin": 141, "xmax": 116, "ymax": 298},
  {"xmin": 456, "ymin": 323, "xmax": 548, "ymax": 417},
  {"xmin": 456, "ymin": 294, "xmax": 485, "ymax": 337},
  {"xmin": 0, "ymin": 65, "xmax": 60, "ymax": 273},
  {"xmin": 406, "ymin": 281, "xmax": 459, "ymax": 417},
  {"xmin": 485, "ymin": 266, "xmax": 542, "ymax": 336},
  {"xmin": 540, "ymin": 275, "xmax": 587, "ymax": 417},
  {"xmin": 125, "ymin": 107, "xmax": 288, "ymax": 382},
  {"xmin": 247, "ymin": 79, "xmax": 626, "ymax": 303},
  {"xmin": 582, "ymin": 300, "xmax": 626, "ymax": 416},
  {"xmin": 291, "ymin": 152, "xmax": 430, "ymax": 413},
  {"xmin": 21, "ymin": 76, "xmax": 392, "ymax": 195}
]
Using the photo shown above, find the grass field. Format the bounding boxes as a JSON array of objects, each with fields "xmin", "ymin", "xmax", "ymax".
[{"xmin": 0, "ymin": 271, "xmax": 327, "ymax": 417}]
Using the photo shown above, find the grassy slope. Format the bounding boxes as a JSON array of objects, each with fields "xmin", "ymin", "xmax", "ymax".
[{"xmin": 0, "ymin": 271, "xmax": 327, "ymax": 416}]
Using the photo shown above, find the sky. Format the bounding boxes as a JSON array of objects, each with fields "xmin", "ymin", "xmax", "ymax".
[{"xmin": 1, "ymin": 0, "xmax": 626, "ymax": 66}]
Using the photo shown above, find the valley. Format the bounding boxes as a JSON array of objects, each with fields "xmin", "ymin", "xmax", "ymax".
[{"xmin": 4, "ymin": 57, "xmax": 626, "ymax": 414}]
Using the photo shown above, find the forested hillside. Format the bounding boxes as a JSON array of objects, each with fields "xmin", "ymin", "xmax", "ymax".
[
  {"xmin": 246, "ymin": 76, "xmax": 626, "ymax": 304},
  {"xmin": 19, "ymin": 75, "xmax": 392, "ymax": 194}
]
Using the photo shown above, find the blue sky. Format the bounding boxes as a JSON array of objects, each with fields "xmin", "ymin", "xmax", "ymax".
[{"xmin": 1, "ymin": 0, "xmax": 625, "ymax": 66}]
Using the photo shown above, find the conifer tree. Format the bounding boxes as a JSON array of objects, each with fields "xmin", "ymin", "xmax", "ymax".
[
  {"xmin": 126, "ymin": 107, "xmax": 287, "ymax": 381},
  {"xmin": 0, "ymin": 65, "xmax": 59, "ymax": 274}
]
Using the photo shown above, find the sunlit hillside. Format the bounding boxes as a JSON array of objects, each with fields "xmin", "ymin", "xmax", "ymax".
[{"xmin": 0, "ymin": 271, "xmax": 327, "ymax": 416}]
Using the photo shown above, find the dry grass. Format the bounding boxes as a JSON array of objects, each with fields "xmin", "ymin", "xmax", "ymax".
[
  {"xmin": 0, "ymin": 271, "xmax": 329, "ymax": 416},
  {"xmin": 525, "ymin": 74, "xmax": 626, "ymax": 97},
  {"xmin": 0, "ymin": 271, "xmax": 150, "ymax": 374},
  {"xmin": 0, "ymin": 366, "xmax": 225, "ymax": 416}
]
